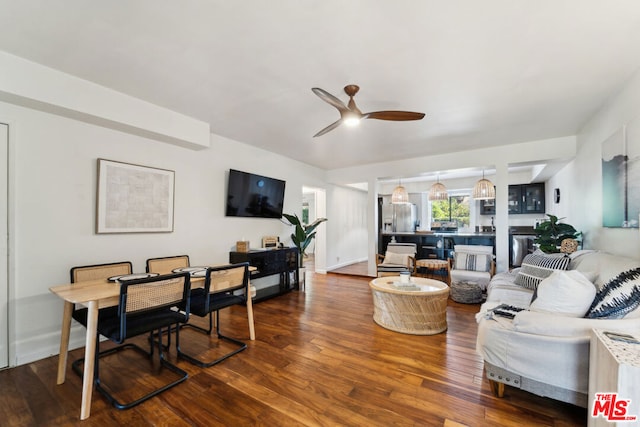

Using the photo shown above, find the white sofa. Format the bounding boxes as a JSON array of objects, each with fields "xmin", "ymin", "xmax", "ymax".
[{"xmin": 475, "ymin": 250, "xmax": 640, "ymax": 407}]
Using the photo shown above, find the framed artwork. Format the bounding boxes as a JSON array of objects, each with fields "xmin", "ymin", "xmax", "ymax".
[
  {"xmin": 601, "ymin": 122, "xmax": 640, "ymax": 228},
  {"xmin": 96, "ymin": 159, "xmax": 175, "ymax": 233}
]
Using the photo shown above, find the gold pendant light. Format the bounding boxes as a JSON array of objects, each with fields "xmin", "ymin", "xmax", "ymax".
[
  {"xmin": 472, "ymin": 170, "xmax": 495, "ymax": 200},
  {"xmin": 391, "ymin": 180, "xmax": 409, "ymax": 204},
  {"xmin": 428, "ymin": 175, "xmax": 448, "ymax": 201}
]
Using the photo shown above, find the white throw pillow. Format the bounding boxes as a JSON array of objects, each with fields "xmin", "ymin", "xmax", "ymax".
[
  {"xmin": 383, "ymin": 251, "xmax": 409, "ymax": 266},
  {"xmin": 529, "ymin": 270, "xmax": 596, "ymax": 317},
  {"xmin": 454, "ymin": 252, "xmax": 491, "ymax": 272}
]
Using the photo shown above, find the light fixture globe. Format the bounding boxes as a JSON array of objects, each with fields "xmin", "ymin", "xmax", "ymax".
[
  {"xmin": 428, "ymin": 181, "xmax": 448, "ymax": 201},
  {"xmin": 472, "ymin": 170, "xmax": 496, "ymax": 200},
  {"xmin": 391, "ymin": 183, "xmax": 409, "ymax": 204}
]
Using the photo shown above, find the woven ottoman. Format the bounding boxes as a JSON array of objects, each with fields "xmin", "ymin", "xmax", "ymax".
[{"xmin": 450, "ymin": 280, "xmax": 483, "ymax": 304}]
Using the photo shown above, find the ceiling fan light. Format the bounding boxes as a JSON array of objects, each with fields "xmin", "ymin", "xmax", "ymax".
[
  {"xmin": 391, "ymin": 184, "xmax": 409, "ymax": 204},
  {"xmin": 428, "ymin": 181, "xmax": 448, "ymax": 201},
  {"xmin": 343, "ymin": 116, "xmax": 361, "ymax": 127},
  {"xmin": 472, "ymin": 178, "xmax": 496, "ymax": 200}
]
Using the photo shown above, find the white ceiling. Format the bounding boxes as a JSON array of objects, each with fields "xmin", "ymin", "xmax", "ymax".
[{"xmin": 2, "ymin": 1, "xmax": 640, "ymax": 171}]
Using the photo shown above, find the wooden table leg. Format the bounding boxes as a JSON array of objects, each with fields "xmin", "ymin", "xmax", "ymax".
[
  {"xmin": 80, "ymin": 301, "xmax": 98, "ymax": 420},
  {"xmin": 56, "ymin": 301, "xmax": 73, "ymax": 385},
  {"xmin": 247, "ymin": 286, "xmax": 256, "ymax": 341}
]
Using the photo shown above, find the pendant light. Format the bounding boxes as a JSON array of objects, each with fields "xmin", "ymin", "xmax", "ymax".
[
  {"xmin": 472, "ymin": 170, "xmax": 496, "ymax": 200},
  {"xmin": 391, "ymin": 180, "xmax": 409, "ymax": 204},
  {"xmin": 428, "ymin": 175, "xmax": 448, "ymax": 201}
]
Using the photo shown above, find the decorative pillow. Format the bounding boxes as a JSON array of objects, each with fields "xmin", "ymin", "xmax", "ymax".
[
  {"xmin": 383, "ymin": 251, "xmax": 409, "ymax": 266},
  {"xmin": 514, "ymin": 252, "xmax": 570, "ymax": 290},
  {"xmin": 529, "ymin": 270, "xmax": 596, "ymax": 317},
  {"xmin": 454, "ymin": 252, "xmax": 491, "ymax": 272},
  {"xmin": 585, "ymin": 267, "xmax": 640, "ymax": 319}
]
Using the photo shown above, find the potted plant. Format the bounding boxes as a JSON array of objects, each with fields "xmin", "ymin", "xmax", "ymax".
[
  {"xmin": 534, "ymin": 214, "xmax": 581, "ymax": 253},
  {"xmin": 282, "ymin": 213, "xmax": 327, "ymax": 268}
]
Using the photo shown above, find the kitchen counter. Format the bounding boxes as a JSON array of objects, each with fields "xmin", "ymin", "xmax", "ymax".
[
  {"xmin": 381, "ymin": 231, "xmax": 496, "ymax": 237},
  {"xmin": 379, "ymin": 231, "xmax": 496, "ymax": 260}
]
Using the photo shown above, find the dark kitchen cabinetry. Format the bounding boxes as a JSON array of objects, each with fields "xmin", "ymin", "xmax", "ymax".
[
  {"xmin": 229, "ymin": 248, "xmax": 299, "ymax": 302},
  {"xmin": 380, "ymin": 234, "xmax": 495, "ymax": 261},
  {"xmin": 514, "ymin": 183, "xmax": 545, "ymax": 214},
  {"xmin": 480, "ymin": 199, "xmax": 495, "ymax": 215},
  {"xmin": 480, "ymin": 183, "xmax": 545, "ymax": 215}
]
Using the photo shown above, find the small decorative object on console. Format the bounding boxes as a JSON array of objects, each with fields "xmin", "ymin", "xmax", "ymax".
[
  {"xmin": 236, "ymin": 241, "xmax": 250, "ymax": 252},
  {"xmin": 262, "ymin": 236, "xmax": 279, "ymax": 249}
]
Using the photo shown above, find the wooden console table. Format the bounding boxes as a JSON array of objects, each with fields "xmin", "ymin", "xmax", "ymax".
[{"xmin": 230, "ymin": 247, "xmax": 299, "ymax": 301}]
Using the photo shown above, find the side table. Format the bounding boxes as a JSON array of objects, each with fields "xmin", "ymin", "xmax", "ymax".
[
  {"xmin": 415, "ymin": 259, "xmax": 450, "ymax": 285},
  {"xmin": 588, "ymin": 329, "xmax": 640, "ymax": 426}
]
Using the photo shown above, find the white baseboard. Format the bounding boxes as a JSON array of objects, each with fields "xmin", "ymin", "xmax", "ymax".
[{"xmin": 326, "ymin": 257, "xmax": 367, "ymax": 271}]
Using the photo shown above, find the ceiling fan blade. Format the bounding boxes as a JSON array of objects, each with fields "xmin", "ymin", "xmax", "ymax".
[
  {"xmin": 313, "ymin": 119, "xmax": 342, "ymax": 137},
  {"xmin": 364, "ymin": 111, "xmax": 425, "ymax": 121},
  {"xmin": 312, "ymin": 87, "xmax": 349, "ymax": 113}
]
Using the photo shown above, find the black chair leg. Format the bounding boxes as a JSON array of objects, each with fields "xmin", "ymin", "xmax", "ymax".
[
  {"xmin": 73, "ymin": 328, "xmax": 188, "ymax": 410},
  {"xmin": 177, "ymin": 310, "xmax": 246, "ymax": 368}
]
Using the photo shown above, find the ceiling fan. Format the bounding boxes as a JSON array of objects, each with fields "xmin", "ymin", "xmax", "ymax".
[{"xmin": 311, "ymin": 84, "xmax": 425, "ymax": 137}]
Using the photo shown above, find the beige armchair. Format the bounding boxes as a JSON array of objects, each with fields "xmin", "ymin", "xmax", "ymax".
[
  {"xmin": 376, "ymin": 242, "xmax": 417, "ymax": 277},
  {"xmin": 449, "ymin": 245, "xmax": 495, "ymax": 290}
]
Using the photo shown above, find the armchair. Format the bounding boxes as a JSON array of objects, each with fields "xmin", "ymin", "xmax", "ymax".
[
  {"xmin": 449, "ymin": 245, "xmax": 495, "ymax": 290},
  {"xmin": 376, "ymin": 242, "xmax": 417, "ymax": 277}
]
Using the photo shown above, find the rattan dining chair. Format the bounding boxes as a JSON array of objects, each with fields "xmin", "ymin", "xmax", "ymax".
[
  {"xmin": 74, "ymin": 272, "xmax": 191, "ymax": 410},
  {"xmin": 146, "ymin": 255, "xmax": 190, "ymax": 275},
  {"xmin": 177, "ymin": 262, "xmax": 251, "ymax": 367},
  {"xmin": 69, "ymin": 261, "xmax": 133, "ymax": 326},
  {"xmin": 145, "ymin": 255, "xmax": 191, "ymax": 348}
]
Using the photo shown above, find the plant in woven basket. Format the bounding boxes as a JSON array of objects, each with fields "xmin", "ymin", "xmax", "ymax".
[{"xmin": 534, "ymin": 214, "xmax": 581, "ymax": 253}]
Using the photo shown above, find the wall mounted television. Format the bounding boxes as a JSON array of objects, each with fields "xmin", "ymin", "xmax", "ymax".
[{"xmin": 225, "ymin": 169, "xmax": 286, "ymax": 218}]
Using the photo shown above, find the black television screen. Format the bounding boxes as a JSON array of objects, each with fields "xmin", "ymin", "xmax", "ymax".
[{"xmin": 226, "ymin": 169, "xmax": 286, "ymax": 218}]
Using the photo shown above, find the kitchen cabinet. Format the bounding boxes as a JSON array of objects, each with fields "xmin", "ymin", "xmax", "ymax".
[
  {"xmin": 480, "ymin": 183, "xmax": 545, "ymax": 215},
  {"xmin": 480, "ymin": 199, "xmax": 495, "ymax": 215}
]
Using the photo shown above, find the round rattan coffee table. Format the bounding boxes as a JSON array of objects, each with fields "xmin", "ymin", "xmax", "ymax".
[{"xmin": 369, "ymin": 277, "xmax": 449, "ymax": 335}]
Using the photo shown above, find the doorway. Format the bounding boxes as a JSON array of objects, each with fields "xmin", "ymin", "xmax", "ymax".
[
  {"xmin": 302, "ymin": 186, "xmax": 326, "ymax": 274},
  {"xmin": 0, "ymin": 124, "xmax": 8, "ymax": 368}
]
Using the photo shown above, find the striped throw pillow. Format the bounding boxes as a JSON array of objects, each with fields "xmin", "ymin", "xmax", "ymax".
[
  {"xmin": 514, "ymin": 252, "xmax": 570, "ymax": 290},
  {"xmin": 455, "ymin": 252, "xmax": 491, "ymax": 272},
  {"xmin": 585, "ymin": 267, "xmax": 640, "ymax": 319}
]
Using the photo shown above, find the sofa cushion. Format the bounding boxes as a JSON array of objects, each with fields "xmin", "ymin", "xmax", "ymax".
[
  {"xmin": 529, "ymin": 270, "xmax": 596, "ymax": 317},
  {"xmin": 514, "ymin": 252, "xmax": 570, "ymax": 290},
  {"xmin": 585, "ymin": 267, "xmax": 640, "ymax": 319},
  {"xmin": 454, "ymin": 252, "xmax": 491, "ymax": 272}
]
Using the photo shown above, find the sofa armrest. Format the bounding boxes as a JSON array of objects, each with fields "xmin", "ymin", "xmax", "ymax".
[{"xmin": 513, "ymin": 310, "xmax": 640, "ymax": 338}]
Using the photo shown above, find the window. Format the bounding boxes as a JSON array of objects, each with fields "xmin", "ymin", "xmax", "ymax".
[{"xmin": 431, "ymin": 195, "xmax": 470, "ymax": 228}]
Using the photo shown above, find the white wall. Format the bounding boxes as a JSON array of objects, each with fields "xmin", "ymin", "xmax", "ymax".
[
  {"xmin": 1, "ymin": 100, "xmax": 329, "ymax": 365},
  {"xmin": 568, "ymin": 67, "xmax": 640, "ymax": 256},
  {"xmin": 325, "ymin": 185, "xmax": 368, "ymax": 269}
]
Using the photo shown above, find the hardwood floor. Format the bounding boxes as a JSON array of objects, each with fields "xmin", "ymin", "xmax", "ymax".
[
  {"xmin": 0, "ymin": 272, "xmax": 587, "ymax": 426},
  {"xmin": 329, "ymin": 261, "xmax": 370, "ymax": 277}
]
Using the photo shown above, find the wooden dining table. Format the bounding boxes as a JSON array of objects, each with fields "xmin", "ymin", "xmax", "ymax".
[{"xmin": 49, "ymin": 269, "xmax": 256, "ymax": 420}]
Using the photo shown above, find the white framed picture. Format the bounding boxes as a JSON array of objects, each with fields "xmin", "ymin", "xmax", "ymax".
[{"xmin": 96, "ymin": 158, "xmax": 175, "ymax": 233}]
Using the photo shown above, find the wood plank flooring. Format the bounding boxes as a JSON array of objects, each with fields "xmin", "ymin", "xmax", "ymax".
[{"xmin": 0, "ymin": 272, "xmax": 587, "ymax": 426}]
